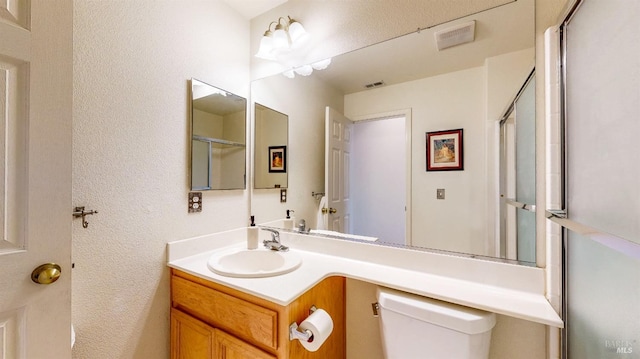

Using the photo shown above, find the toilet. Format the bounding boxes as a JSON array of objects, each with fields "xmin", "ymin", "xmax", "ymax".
[{"xmin": 376, "ymin": 287, "xmax": 496, "ymax": 359}]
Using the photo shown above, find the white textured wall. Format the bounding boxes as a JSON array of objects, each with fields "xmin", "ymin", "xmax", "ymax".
[{"xmin": 72, "ymin": 1, "xmax": 249, "ymax": 358}]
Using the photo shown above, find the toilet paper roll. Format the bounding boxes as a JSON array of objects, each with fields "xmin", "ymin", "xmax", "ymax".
[{"xmin": 298, "ymin": 309, "xmax": 334, "ymax": 352}]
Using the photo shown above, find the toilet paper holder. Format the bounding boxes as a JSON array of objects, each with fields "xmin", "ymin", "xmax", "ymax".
[{"xmin": 289, "ymin": 305, "xmax": 317, "ymax": 342}]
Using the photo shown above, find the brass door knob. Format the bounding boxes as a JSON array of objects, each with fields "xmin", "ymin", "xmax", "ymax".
[
  {"xmin": 31, "ymin": 263, "xmax": 61, "ymax": 285},
  {"xmin": 322, "ymin": 207, "xmax": 337, "ymax": 214}
]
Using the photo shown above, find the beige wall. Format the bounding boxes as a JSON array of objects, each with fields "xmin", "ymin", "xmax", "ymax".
[{"xmin": 72, "ymin": 1, "xmax": 249, "ymax": 358}]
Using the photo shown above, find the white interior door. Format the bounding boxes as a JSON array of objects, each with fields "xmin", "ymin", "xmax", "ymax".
[
  {"xmin": 351, "ymin": 116, "xmax": 406, "ymax": 244},
  {"xmin": 325, "ymin": 107, "xmax": 353, "ymax": 233},
  {"xmin": 0, "ymin": 1, "xmax": 72, "ymax": 357}
]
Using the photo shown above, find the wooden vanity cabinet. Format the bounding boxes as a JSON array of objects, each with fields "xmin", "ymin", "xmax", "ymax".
[
  {"xmin": 170, "ymin": 269, "xmax": 345, "ymax": 359},
  {"xmin": 171, "ymin": 308, "xmax": 276, "ymax": 359}
]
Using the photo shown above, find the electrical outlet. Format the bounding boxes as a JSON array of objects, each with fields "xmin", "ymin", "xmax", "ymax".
[
  {"xmin": 189, "ymin": 192, "xmax": 202, "ymax": 213},
  {"xmin": 280, "ymin": 189, "xmax": 287, "ymax": 203},
  {"xmin": 437, "ymin": 188, "xmax": 445, "ymax": 200}
]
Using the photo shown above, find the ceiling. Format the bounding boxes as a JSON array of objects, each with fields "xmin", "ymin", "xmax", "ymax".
[{"xmin": 224, "ymin": 0, "xmax": 288, "ymax": 19}]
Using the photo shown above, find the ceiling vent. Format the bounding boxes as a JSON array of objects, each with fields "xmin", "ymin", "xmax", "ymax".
[
  {"xmin": 364, "ymin": 80, "xmax": 385, "ymax": 89},
  {"xmin": 434, "ymin": 20, "xmax": 476, "ymax": 51}
]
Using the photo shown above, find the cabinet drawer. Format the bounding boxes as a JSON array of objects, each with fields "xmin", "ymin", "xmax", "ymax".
[
  {"xmin": 172, "ymin": 275, "xmax": 278, "ymax": 350},
  {"xmin": 215, "ymin": 328, "xmax": 277, "ymax": 359}
]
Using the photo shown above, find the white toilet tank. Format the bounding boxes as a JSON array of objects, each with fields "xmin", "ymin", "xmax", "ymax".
[{"xmin": 377, "ymin": 287, "xmax": 496, "ymax": 359}]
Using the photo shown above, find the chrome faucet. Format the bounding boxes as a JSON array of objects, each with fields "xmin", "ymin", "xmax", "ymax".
[
  {"xmin": 297, "ymin": 219, "xmax": 308, "ymax": 234},
  {"xmin": 262, "ymin": 228, "xmax": 289, "ymax": 251}
]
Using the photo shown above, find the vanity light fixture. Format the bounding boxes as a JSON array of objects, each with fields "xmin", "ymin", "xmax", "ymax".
[
  {"xmin": 281, "ymin": 58, "xmax": 333, "ymax": 79},
  {"xmin": 255, "ymin": 15, "xmax": 331, "ymax": 79},
  {"xmin": 255, "ymin": 16, "xmax": 309, "ymax": 60}
]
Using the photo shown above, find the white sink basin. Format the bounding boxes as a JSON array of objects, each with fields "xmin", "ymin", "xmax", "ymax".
[{"xmin": 207, "ymin": 248, "xmax": 302, "ymax": 278}]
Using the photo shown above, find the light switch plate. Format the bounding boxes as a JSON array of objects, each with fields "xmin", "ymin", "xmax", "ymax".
[
  {"xmin": 437, "ymin": 188, "xmax": 445, "ymax": 200},
  {"xmin": 280, "ymin": 189, "xmax": 287, "ymax": 203},
  {"xmin": 189, "ymin": 192, "xmax": 202, "ymax": 213}
]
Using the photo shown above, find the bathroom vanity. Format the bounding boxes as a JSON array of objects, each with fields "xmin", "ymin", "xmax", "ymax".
[
  {"xmin": 170, "ymin": 269, "xmax": 345, "ymax": 358},
  {"xmin": 167, "ymin": 228, "xmax": 563, "ymax": 358}
]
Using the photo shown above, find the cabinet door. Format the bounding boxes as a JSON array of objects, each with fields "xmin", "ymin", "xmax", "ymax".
[
  {"xmin": 171, "ymin": 308, "xmax": 215, "ymax": 359},
  {"xmin": 214, "ymin": 329, "xmax": 276, "ymax": 359},
  {"xmin": 172, "ymin": 275, "xmax": 279, "ymax": 350}
]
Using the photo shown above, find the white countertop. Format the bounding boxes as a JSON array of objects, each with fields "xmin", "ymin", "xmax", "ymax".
[{"xmin": 167, "ymin": 228, "xmax": 563, "ymax": 328}]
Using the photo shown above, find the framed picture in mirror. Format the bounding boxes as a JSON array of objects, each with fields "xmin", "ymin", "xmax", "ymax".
[
  {"xmin": 269, "ymin": 146, "xmax": 286, "ymax": 173},
  {"xmin": 426, "ymin": 129, "xmax": 463, "ymax": 171}
]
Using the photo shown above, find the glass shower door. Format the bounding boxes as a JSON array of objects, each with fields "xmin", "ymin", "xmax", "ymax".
[
  {"xmin": 557, "ymin": 0, "xmax": 640, "ymax": 357},
  {"xmin": 499, "ymin": 71, "xmax": 536, "ymax": 264},
  {"xmin": 566, "ymin": 231, "xmax": 640, "ymax": 357},
  {"xmin": 514, "ymin": 75, "xmax": 536, "ymax": 263}
]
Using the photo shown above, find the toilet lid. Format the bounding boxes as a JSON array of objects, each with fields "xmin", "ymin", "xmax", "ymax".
[{"xmin": 377, "ymin": 287, "xmax": 496, "ymax": 334}]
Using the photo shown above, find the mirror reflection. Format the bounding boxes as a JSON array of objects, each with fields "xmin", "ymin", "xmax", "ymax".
[
  {"xmin": 250, "ymin": 0, "xmax": 535, "ymax": 264},
  {"xmin": 254, "ymin": 103, "xmax": 289, "ymax": 189},
  {"xmin": 190, "ymin": 78, "xmax": 246, "ymax": 190}
]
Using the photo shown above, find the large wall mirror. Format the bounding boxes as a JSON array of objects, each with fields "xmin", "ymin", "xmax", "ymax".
[
  {"xmin": 190, "ymin": 78, "xmax": 246, "ymax": 190},
  {"xmin": 250, "ymin": 0, "xmax": 535, "ymax": 265},
  {"xmin": 254, "ymin": 103, "xmax": 288, "ymax": 189}
]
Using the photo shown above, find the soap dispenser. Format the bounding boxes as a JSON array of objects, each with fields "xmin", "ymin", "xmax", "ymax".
[
  {"xmin": 247, "ymin": 215, "xmax": 259, "ymax": 249},
  {"xmin": 283, "ymin": 210, "xmax": 295, "ymax": 230}
]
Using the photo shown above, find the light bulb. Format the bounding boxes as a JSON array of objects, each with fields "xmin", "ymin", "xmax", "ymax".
[
  {"xmin": 255, "ymin": 34, "xmax": 275, "ymax": 60},
  {"xmin": 294, "ymin": 65, "xmax": 313, "ymax": 76},
  {"xmin": 311, "ymin": 58, "xmax": 332, "ymax": 70},
  {"xmin": 272, "ymin": 22, "xmax": 290, "ymax": 51},
  {"xmin": 288, "ymin": 19, "xmax": 309, "ymax": 47}
]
